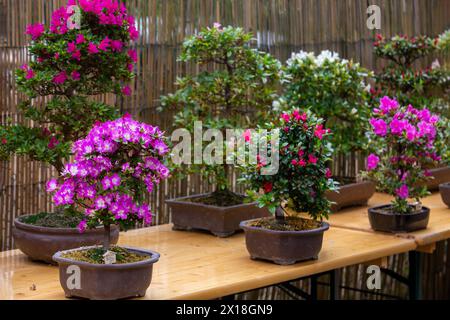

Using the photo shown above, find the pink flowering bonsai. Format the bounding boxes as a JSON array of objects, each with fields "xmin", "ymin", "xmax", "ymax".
[
  {"xmin": 47, "ymin": 115, "xmax": 170, "ymax": 250},
  {"xmin": 0, "ymin": 0, "xmax": 138, "ymax": 173},
  {"xmin": 365, "ymin": 96, "xmax": 441, "ymax": 214}
]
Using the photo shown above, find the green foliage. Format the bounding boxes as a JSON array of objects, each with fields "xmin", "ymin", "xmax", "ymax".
[
  {"xmin": 239, "ymin": 111, "xmax": 338, "ymax": 221},
  {"xmin": 280, "ymin": 50, "xmax": 373, "ymax": 155},
  {"xmin": 160, "ymin": 24, "xmax": 281, "ymax": 190}
]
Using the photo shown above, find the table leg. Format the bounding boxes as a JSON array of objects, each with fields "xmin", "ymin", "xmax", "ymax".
[
  {"xmin": 310, "ymin": 275, "xmax": 318, "ymax": 300},
  {"xmin": 408, "ymin": 251, "xmax": 422, "ymax": 300},
  {"xmin": 329, "ymin": 269, "xmax": 340, "ymax": 300}
]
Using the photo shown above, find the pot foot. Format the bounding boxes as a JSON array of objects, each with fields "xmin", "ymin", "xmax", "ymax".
[
  {"xmin": 211, "ymin": 230, "xmax": 235, "ymax": 238},
  {"xmin": 137, "ymin": 290, "xmax": 147, "ymax": 298},
  {"xmin": 273, "ymin": 259, "xmax": 297, "ymax": 265}
]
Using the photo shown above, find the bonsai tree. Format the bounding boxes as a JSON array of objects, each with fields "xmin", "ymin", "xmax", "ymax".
[
  {"xmin": 160, "ymin": 24, "xmax": 281, "ymax": 203},
  {"xmin": 0, "ymin": 0, "xmax": 138, "ymax": 173},
  {"xmin": 47, "ymin": 114, "xmax": 170, "ymax": 251},
  {"xmin": 364, "ymin": 96, "xmax": 441, "ymax": 213},
  {"xmin": 240, "ymin": 109, "xmax": 337, "ymax": 221},
  {"xmin": 279, "ymin": 50, "xmax": 372, "ymax": 159},
  {"xmin": 373, "ymin": 32, "xmax": 450, "ymax": 164}
]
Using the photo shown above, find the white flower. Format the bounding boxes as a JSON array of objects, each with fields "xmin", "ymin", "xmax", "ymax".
[{"xmin": 316, "ymin": 50, "xmax": 339, "ymax": 66}]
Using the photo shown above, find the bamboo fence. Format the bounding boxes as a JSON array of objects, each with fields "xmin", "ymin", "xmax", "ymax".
[{"xmin": 0, "ymin": 0, "xmax": 449, "ymax": 299}]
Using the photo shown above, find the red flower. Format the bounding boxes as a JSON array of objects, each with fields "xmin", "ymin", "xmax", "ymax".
[
  {"xmin": 48, "ymin": 136, "xmax": 59, "ymax": 149},
  {"xmin": 325, "ymin": 168, "xmax": 332, "ymax": 178},
  {"xmin": 308, "ymin": 154, "xmax": 318, "ymax": 164},
  {"xmin": 1, "ymin": 138, "xmax": 7, "ymax": 144},
  {"xmin": 263, "ymin": 182, "xmax": 273, "ymax": 193}
]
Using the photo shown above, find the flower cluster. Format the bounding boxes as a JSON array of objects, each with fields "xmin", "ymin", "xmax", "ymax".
[
  {"xmin": 365, "ymin": 97, "xmax": 441, "ymax": 213},
  {"xmin": 240, "ymin": 110, "xmax": 337, "ymax": 220},
  {"xmin": 47, "ymin": 115, "xmax": 170, "ymax": 232}
]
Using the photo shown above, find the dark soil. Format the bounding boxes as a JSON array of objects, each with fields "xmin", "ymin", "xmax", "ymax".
[
  {"xmin": 189, "ymin": 189, "xmax": 246, "ymax": 207},
  {"xmin": 61, "ymin": 246, "xmax": 150, "ymax": 264},
  {"xmin": 248, "ymin": 217, "xmax": 322, "ymax": 231},
  {"xmin": 19, "ymin": 209, "xmax": 86, "ymax": 228},
  {"xmin": 374, "ymin": 205, "xmax": 421, "ymax": 215}
]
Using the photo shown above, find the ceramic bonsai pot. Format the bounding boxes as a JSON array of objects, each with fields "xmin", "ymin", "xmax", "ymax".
[
  {"xmin": 240, "ymin": 218, "xmax": 329, "ymax": 265},
  {"xmin": 13, "ymin": 216, "xmax": 119, "ymax": 264},
  {"xmin": 326, "ymin": 181, "xmax": 375, "ymax": 212},
  {"xmin": 53, "ymin": 246, "xmax": 159, "ymax": 300},
  {"xmin": 426, "ymin": 166, "xmax": 450, "ymax": 191},
  {"xmin": 439, "ymin": 183, "xmax": 450, "ymax": 208},
  {"xmin": 368, "ymin": 205, "xmax": 430, "ymax": 233},
  {"xmin": 166, "ymin": 193, "xmax": 270, "ymax": 237}
]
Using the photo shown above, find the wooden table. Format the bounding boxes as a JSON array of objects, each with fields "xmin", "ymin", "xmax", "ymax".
[{"xmin": 0, "ymin": 224, "xmax": 416, "ymax": 300}]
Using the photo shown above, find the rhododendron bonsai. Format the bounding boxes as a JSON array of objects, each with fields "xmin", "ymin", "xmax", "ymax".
[
  {"xmin": 364, "ymin": 97, "xmax": 441, "ymax": 232},
  {"xmin": 239, "ymin": 110, "xmax": 336, "ymax": 264},
  {"xmin": 48, "ymin": 115, "xmax": 170, "ymax": 251}
]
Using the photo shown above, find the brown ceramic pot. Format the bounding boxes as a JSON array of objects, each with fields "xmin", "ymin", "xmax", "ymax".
[
  {"xmin": 53, "ymin": 246, "xmax": 159, "ymax": 300},
  {"xmin": 439, "ymin": 183, "xmax": 450, "ymax": 208},
  {"xmin": 426, "ymin": 166, "xmax": 450, "ymax": 191},
  {"xmin": 240, "ymin": 218, "xmax": 329, "ymax": 265},
  {"xmin": 13, "ymin": 216, "xmax": 119, "ymax": 264},
  {"xmin": 326, "ymin": 181, "xmax": 375, "ymax": 212},
  {"xmin": 166, "ymin": 193, "xmax": 270, "ymax": 237},
  {"xmin": 368, "ymin": 205, "xmax": 430, "ymax": 233}
]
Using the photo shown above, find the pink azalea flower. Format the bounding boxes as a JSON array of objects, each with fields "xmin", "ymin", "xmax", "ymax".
[
  {"xmin": 122, "ymin": 86, "xmax": 132, "ymax": 96},
  {"xmin": 395, "ymin": 184, "xmax": 409, "ymax": 199},
  {"xmin": 314, "ymin": 124, "xmax": 327, "ymax": 140},
  {"xmin": 71, "ymin": 71, "xmax": 81, "ymax": 80},
  {"xmin": 243, "ymin": 129, "xmax": 252, "ymax": 143},
  {"xmin": 325, "ymin": 168, "xmax": 332, "ymax": 179},
  {"xmin": 128, "ymin": 49, "xmax": 137, "ymax": 62},
  {"xmin": 26, "ymin": 23, "xmax": 45, "ymax": 40},
  {"xmin": 67, "ymin": 41, "xmax": 77, "ymax": 53},
  {"xmin": 48, "ymin": 136, "xmax": 60, "ymax": 149},
  {"xmin": 46, "ymin": 179, "xmax": 58, "ymax": 192},
  {"xmin": 111, "ymin": 40, "xmax": 123, "ymax": 52},
  {"xmin": 281, "ymin": 113, "xmax": 290, "ymax": 122},
  {"xmin": 370, "ymin": 118, "xmax": 387, "ymax": 136},
  {"xmin": 72, "ymin": 50, "xmax": 81, "ymax": 61},
  {"xmin": 110, "ymin": 174, "xmax": 121, "ymax": 188},
  {"xmin": 366, "ymin": 154, "xmax": 380, "ymax": 171},
  {"xmin": 52, "ymin": 71, "xmax": 67, "ymax": 85},
  {"xmin": 98, "ymin": 37, "xmax": 111, "ymax": 51},
  {"xmin": 298, "ymin": 159, "xmax": 307, "ymax": 167},
  {"xmin": 88, "ymin": 42, "xmax": 99, "ymax": 54},
  {"xmin": 76, "ymin": 34, "xmax": 85, "ymax": 44},
  {"xmin": 308, "ymin": 154, "xmax": 318, "ymax": 165},
  {"xmin": 77, "ymin": 220, "xmax": 87, "ymax": 233},
  {"xmin": 25, "ymin": 68, "xmax": 35, "ymax": 79}
]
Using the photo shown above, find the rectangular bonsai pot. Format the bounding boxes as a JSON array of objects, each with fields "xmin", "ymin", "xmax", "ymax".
[
  {"xmin": 166, "ymin": 193, "xmax": 270, "ymax": 237},
  {"xmin": 426, "ymin": 166, "xmax": 450, "ymax": 191},
  {"xmin": 326, "ymin": 181, "xmax": 376, "ymax": 212}
]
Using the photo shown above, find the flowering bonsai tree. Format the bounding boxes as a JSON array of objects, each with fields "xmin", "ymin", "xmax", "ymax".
[
  {"xmin": 47, "ymin": 114, "xmax": 170, "ymax": 250},
  {"xmin": 279, "ymin": 50, "xmax": 372, "ymax": 155},
  {"xmin": 0, "ymin": 0, "xmax": 138, "ymax": 172},
  {"xmin": 161, "ymin": 24, "xmax": 281, "ymax": 201},
  {"xmin": 364, "ymin": 97, "xmax": 441, "ymax": 214},
  {"xmin": 240, "ymin": 110, "xmax": 337, "ymax": 222}
]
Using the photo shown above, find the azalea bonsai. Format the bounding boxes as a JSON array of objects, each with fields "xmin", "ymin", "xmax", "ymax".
[
  {"xmin": 239, "ymin": 110, "xmax": 337, "ymax": 264},
  {"xmin": 161, "ymin": 23, "xmax": 281, "ymax": 203},
  {"xmin": 364, "ymin": 97, "xmax": 440, "ymax": 232},
  {"xmin": 48, "ymin": 114, "xmax": 170, "ymax": 252}
]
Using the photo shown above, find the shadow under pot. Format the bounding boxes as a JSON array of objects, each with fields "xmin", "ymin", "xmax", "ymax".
[
  {"xmin": 368, "ymin": 205, "xmax": 430, "ymax": 233},
  {"xmin": 240, "ymin": 217, "xmax": 329, "ymax": 265},
  {"xmin": 13, "ymin": 216, "xmax": 119, "ymax": 264},
  {"xmin": 53, "ymin": 246, "xmax": 160, "ymax": 300},
  {"xmin": 439, "ymin": 183, "xmax": 450, "ymax": 208},
  {"xmin": 166, "ymin": 193, "xmax": 270, "ymax": 238}
]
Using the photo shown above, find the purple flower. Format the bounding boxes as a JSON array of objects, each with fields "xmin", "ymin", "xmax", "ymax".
[
  {"xmin": 366, "ymin": 154, "xmax": 380, "ymax": 171},
  {"xmin": 77, "ymin": 220, "xmax": 87, "ymax": 233},
  {"xmin": 122, "ymin": 86, "xmax": 132, "ymax": 96},
  {"xmin": 111, "ymin": 40, "xmax": 123, "ymax": 52},
  {"xmin": 71, "ymin": 71, "xmax": 81, "ymax": 80},
  {"xmin": 370, "ymin": 118, "xmax": 387, "ymax": 136},
  {"xmin": 26, "ymin": 23, "xmax": 45, "ymax": 40},
  {"xmin": 98, "ymin": 37, "xmax": 111, "ymax": 51},
  {"xmin": 53, "ymin": 71, "xmax": 67, "ymax": 85},
  {"xmin": 102, "ymin": 176, "xmax": 113, "ymax": 190},
  {"xmin": 46, "ymin": 179, "xmax": 58, "ymax": 192},
  {"xmin": 405, "ymin": 123, "xmax": 417, "ymax": 141},
  {"xmin": 94, "ymin": 196, "xmax": 108, "ymax": 210},
  {"xmin": 379, "ymin": 96, "xmax": 399, "ymax": 114},
  {"xmin": 110, "ymin": 173, "xmax": 121, "ymax": 188},
  {"xmin": 76, "ymin": 34, "xmax": 85, "ymax": 44},
  {"xmin": 88, "ymin": 42, "xmax": 99, "ymax": 54},
  {"xmin": 395, "ymin": 184, "xmax": 409, "ymax": 199},
  {"xmin": 390, "ymin": 118, "xmax": 406, "ymax": 135}
]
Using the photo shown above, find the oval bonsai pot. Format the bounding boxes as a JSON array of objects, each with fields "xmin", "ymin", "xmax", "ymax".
[
  {"xmin": 326, "ymin": 180, "xmax": 375, "ymax": 212},
  {"xmin": 439, "ymin": 183, "xmax": 450, "ymax": 208},
  {"xmin": 426, "ymin": 166, "xmax": 450, "ymax": 191},
  {"xmin": 240, "ymin": 218, "xmax": 330, "ymax": 265},
  {"xmin": 368, "ymin": 205, "xmax": 430, "ymax": 233},
  {"xmin": 13, "ymin": 216, "xmax": 119, "ymax": 264},
  {"xmin": 167, "ymin": 193, "xmax": 270, "ymax": 237},
  {"xmin": 53, "ymin": 246, "xmax": 159, "ymax": 300}
]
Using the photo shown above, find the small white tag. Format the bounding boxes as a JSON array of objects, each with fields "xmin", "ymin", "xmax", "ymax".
[{"xmin": 103, "ymin": 251, "xmax": 117, "ymax": 265}]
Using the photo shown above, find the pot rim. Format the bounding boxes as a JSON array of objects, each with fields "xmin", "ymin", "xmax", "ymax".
[
  {"xmin": 52, "ymin": 245, "xmax": 160, "ymax": 268},
  {"xmin": 166, "ymin": 192, "xmax": 257, "ymax": 210},
  {"xmin": 439, "ymin": 182, "xmax": 450, "ymax": 188},
  {"xmin": 368, "ymin": 204, "xmax": 430, "ymax": 216},
  {"xmin": 240, "ymin": 217, "xmax": 330, "ymax": 236},
  {"xmin": 14, "ymin": 215, "xmax": 118, "ymax": 234}
]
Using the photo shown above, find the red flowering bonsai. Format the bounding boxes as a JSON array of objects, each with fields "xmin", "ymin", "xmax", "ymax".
[
  {"xmin": 0, "ymin": 0, "xmax": 138, "ymax": 173},
  {"xmin": 364, "ymin": 97, "xmax": 441, "ymax": 214},
  {"xmin": 240, "ymin": 110, "xmax": 337, "ymax": 222}
]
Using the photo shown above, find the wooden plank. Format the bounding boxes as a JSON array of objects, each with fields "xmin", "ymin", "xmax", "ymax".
[{"xmin": 0, "ymin": 223, "xmax": 416, "ymax": 300}]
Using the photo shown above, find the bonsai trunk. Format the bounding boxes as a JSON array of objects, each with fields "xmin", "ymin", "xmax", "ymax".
[
  {"xmin": 275, "ymin": 206, "xmax": 285, "ymax": 223},
  {"xmin": 103, "ymin": 224, "xmax": 111, "ymax": 251}
]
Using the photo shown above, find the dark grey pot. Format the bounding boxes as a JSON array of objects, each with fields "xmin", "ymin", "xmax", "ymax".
[
  {"xmin": 439, "ymin": 183, "xmax": 450, "ymax": 208},
  {"xmin": 166, "ymin": 193, "xmax": 270, "ymax": 237},
  {"xmin": 52, "ymin": 246, "xmax": 159, "ymax": 300},
  {"xmin": 326, "ymin": 181, "xmax": 376, "ymax": 212},
  {"xmin": 13, "ymin": 216, "xmax": 119, "ymax": 264},
  {"xmin": 368, "ymin": 205, "xmax": 430, "ymax": 233},
  {"xmin": 240, "ymin": 218, "xmax": 329, "ymax": 265},
  {"xmin": 426, "ymin": 166, "xmax": 450, "ymax": 191}
]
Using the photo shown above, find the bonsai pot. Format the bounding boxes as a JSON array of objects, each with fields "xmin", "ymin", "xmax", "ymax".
[
  {"xmin": 368, "ymin": 205, "xmax": 430, "ymax": 233},
  {"xmin": 426, "ymin": 166, "xmax": 450, "ymax": 191},
  {"xmin": 326, "ymin": 180, "xmax": 375, "ymax": 212},
  {"xmin": 240, "ymin": 218, "xmax": 330, "ymax": 265},
  {"xmin": 53, "ymin": 246, "xmax": 159, "ymax": 300},
  {"xmin": 13, "ymin": 216, "xmax": 119, "ymax": 264},
  {"xmin": 166, "ymin": 193, "xmax": 270, "ymax": 237},
  {"xmin": 439, "ymin": 183, "xmax": 450, "ymax": 208}
]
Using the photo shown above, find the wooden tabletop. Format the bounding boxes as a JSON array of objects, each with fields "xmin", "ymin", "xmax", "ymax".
[
  {"xmin": 325, "ymin": 192, "xmax": 450, "ymax": 247},
  {"xmin": 0, "ymin": 224, "xmax": 416, "ymax": 300}
]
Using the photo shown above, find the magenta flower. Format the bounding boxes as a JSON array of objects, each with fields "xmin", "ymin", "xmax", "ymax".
[
  {"xmin": 46, "ymin": 179, "xmax": 59, "ymax": 192},
  {"xmin": 370, "ymin": 118, "xmax": 387, "ymax": 136},
  {"xmin": 48, "ymin": 136, "xmax": 60, "ymax": 149},
  {"xmin": 366, "ymin": 154, "xmax": 380, "ymax": 171},
  {"xmin": 111, "ymin": 40, "xmax": 123, "ymax": 52},
  {"xmin": 122, "ymin": 86, "xmax": 132, "ymax": 96},
  {"xmin": 77, "ymin": 220, "xmax": 87, "ymax": 233},
  {"xmin": 110, "ymin": 173, "xmax": 121, "ymax": 188},
  {"xmin": 71, "ymin": 71, "xmax": 81, "ymax": 80},
  {"xmin": 25, "ymin": 68, "xmax": 35, "ymax": 79},
  {"xmin": 379, "ymin": 96, "xmax": 399, "ymax": 114},
  {"xmin": 26, "ymin": 23, "xmax": 45, "ymax": 40},
  {"xmin": 243, "ymin": 129, "xmax": 252, "ymax": 142},
  {"xmin": 308, "ymin": 154, "xmax": 318, "ymax": 165},
  {"xmin": 281, "ymin": 113, "xmax": 290, "ymax": 122},
  {"xmin": 101, "ymin": 176, "xmax": 113, "ymax": 190},
  {"xmin": 314, "ymin": 124, "xmax": 327, "ymax": 140},
  {"xmin": 52, "ymin": 71, "xmax": 67, "ymax": 85},
  {"xmin": 98, "ymin": 37, "xmax": 111, "ymax": 51},
  {"xmin": 405, "ymin": 123, "xmax": 417, "ymax": 141},
  {"xmin": 88, "ymin": 42, "xmax": 99, "ymax": 54},
  {"xmin": 76, "ymin": 34, "xmax": 85, "ymax": 45},
  {"xmin": 395, "ymin": 184, "xmax": 409, "ymax": 199},
  {"xmin": 325, "ymin": 168, "xmax": 332, "ymax": 179},
  {"xmin": 128, "ymin": 49, "xmax": 137, "ymax": 63},
  {"xmin": 67, "ymin": 41, "xmax": 77, "ymax": 53}
]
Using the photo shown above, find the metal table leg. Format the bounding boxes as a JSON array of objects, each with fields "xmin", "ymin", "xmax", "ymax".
[{"xmin": 408, "ymin": 251, "xmax": 422, "ymax": 300}]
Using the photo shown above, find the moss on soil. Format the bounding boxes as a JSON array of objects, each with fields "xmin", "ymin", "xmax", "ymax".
[
  {"xmin": 61, "ymin": 246, "xmax": 149, "ymax": 264},
  {"xmin": 188, "ymin": 189, "xmax": 246, "ymax": 207},
  {"xmin": 248, "ymin": 217, "xmax": 322, "ymax": 231},
  {"xmin": 19, "ymin": 210, "xmax": 86, "ymax": 228}
]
